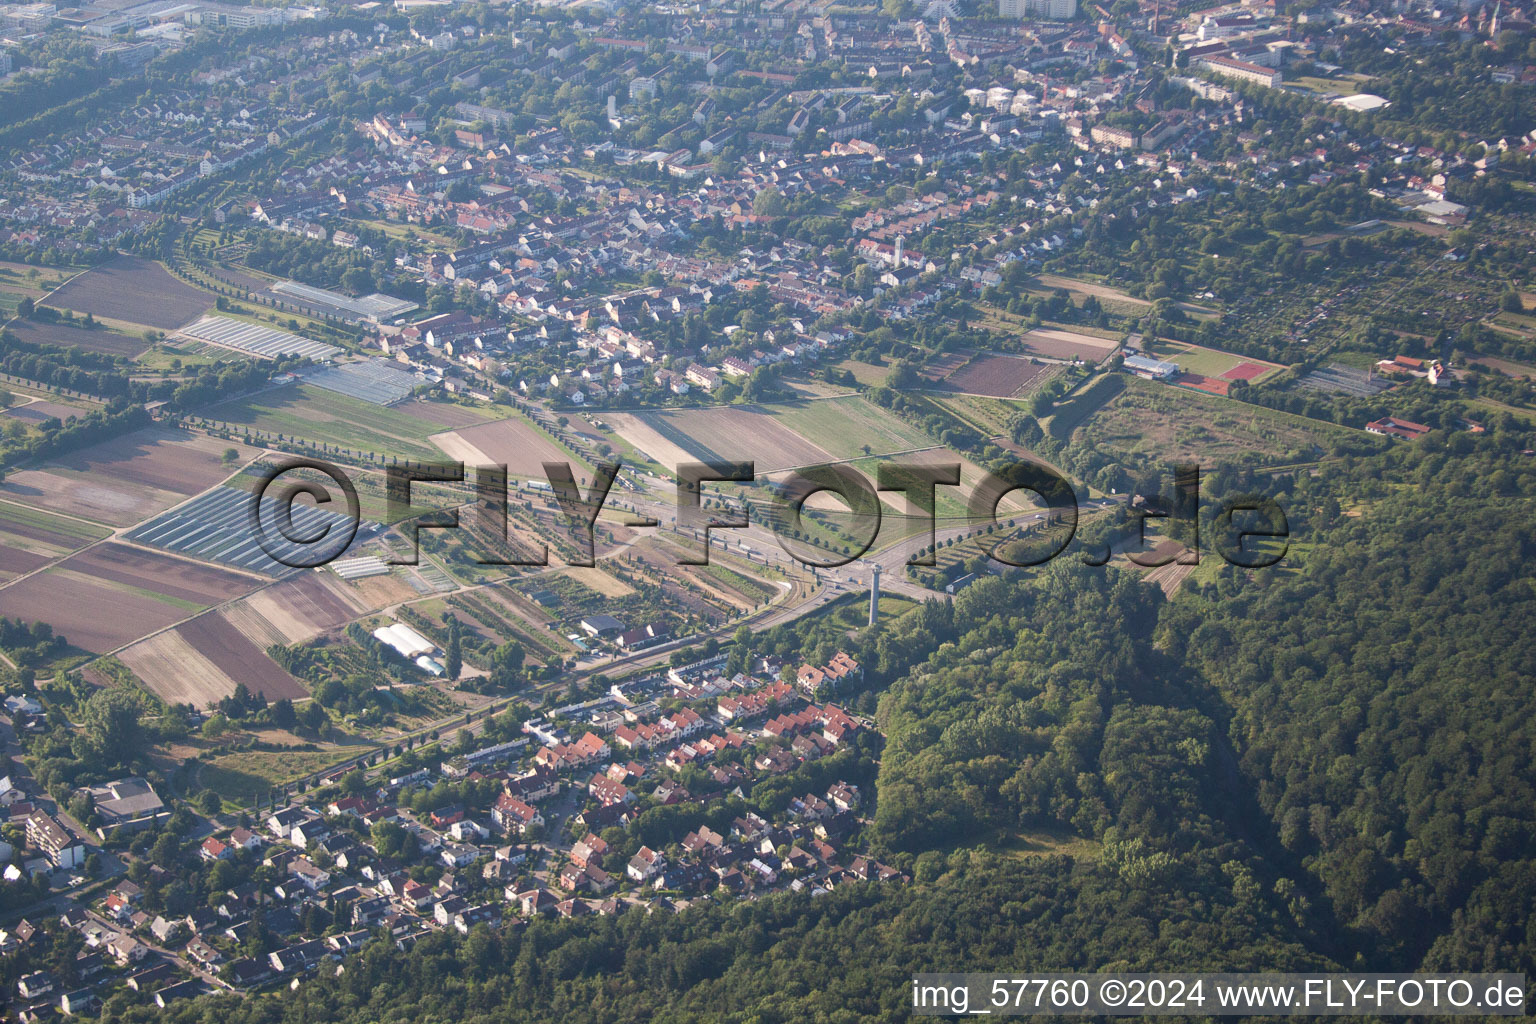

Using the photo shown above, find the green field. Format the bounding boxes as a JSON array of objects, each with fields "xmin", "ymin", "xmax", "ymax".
[
  {"xmin": 593, "ymin": 423, "xmax": 667, "ymax": 477},
  {"xmin": 1289, "ymin": 75, "xmax": 1365, "ymax": 96},
  {"xmin": 349, "ymin": 217, "xmax": 461, "ymax": 250},
  {"xmin": 0, "ymin": 290, "xmax": 30, "ymax": 317},
  {"xmin": 772, "ymin": 395, "xmax": 939, "ymax": 460},
  {"xmin": 1324, "ymin": 348, "xmax": 1385, "ymax": 371},
  {"xmin": 0, "ymin": 499, "xmax": 114, "ymax": 542},
  {"xmin": 0, "ymin": 262, "xmax": 76, "ymax": 315},
  {"xmin": 701, "ymin": 561, "xmax": 777, "ymax": 604},
  {"xmin": 931, "ymin": 392, "xmax": 1028, "ymax": 436},
  {"xmin": 1078, "ymin": 378, "xmax": 1355, "ymax": 463},
  {"xmin": 1146, "ymin": 340, "xmax": 1283, "ymax": 381},
  {"xmin": 206, "ymin": 383, "xmax": 467, "ymax": 460},
  {"xmin": 802, "ymin": 591, "xmax": 918, "ymax": 632},
  {"xmin": 838, "ymin": 594, "xmax": 916, "ymax": 627},
  {"xmin": 133, "ymin": 341, "xmax": 232, "ymax": 372},
  {"xmin": 1044, "ymin": 372, "xmax": 1125, "ymax": 441},
  {"xmin": 835, "ymin": 358, "xmax": 893, "ymax": 387},
  {"xmin": 789, "ymin": 451, "xmax": 1003, "ymax": 529},
  {"xmin": 51, "ymin": 570, "xmax": 205, "ymax": 612},
  {"xmin": 996, "ymin": 826, "xmax": 1100, "ymax": 860},
  {"xmin": 199, "ymin": 747, "xmax": 358, "ymax": 805}
]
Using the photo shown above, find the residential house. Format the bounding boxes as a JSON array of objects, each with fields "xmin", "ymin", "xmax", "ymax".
[
  {"xmin": 269, "ymin": 939, "xmax": 328, "ymax": 974},
  {"xmin": 200, "ymin": 837, "xmax": 234, "ymax": 862},
  {"xmin": 627, "ymin": 846, "xmax": 664, "ymax": 883},
  {"xmin": 440, "ymin": 843, "xmax": 479, "ymax": 869},
  {"xmin": 570, "ymin": 835, "xmax": 608, "ymax": 869}
]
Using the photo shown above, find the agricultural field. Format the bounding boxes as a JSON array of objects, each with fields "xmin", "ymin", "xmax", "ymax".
[
  {"xmin": 597, "ymin": 394, "xmax": 1017, "ymax": 537},
  {"xmin": 608, "ymin": 404, "xmax": 833, "ymax": 475},
  {"xmin": 396, "ymin": 398, "xmax": 501, "ymax": 430},
  {"xmin": 206, "ymin": 382, "xmax": 451, "ymax": 461},
  {"xmin": 44, "ymin": 255, "xmax": 213, "ymax": 330},
  {"xmin": 562, "ymin": 565, "xmax": 634, "ymax": 597},
  {"xmin": 342, "ymin": 566, "xmax": 423, "ymax": 610},
  {"xmin": 0, "ymin": 427, "xmax": 254, "ymax": 526},
  {"xmin": 586, "ymin": 417, "xmax": 667, "ymax": 477},
  {"xmin": 431, "ymin": 412, "xmax": 579, "ymax": 478},
  {"xmin": 1032, "ymin": 273, "xmax": 1153, "ymax": 312},
  {"xmin": 930, "ymin": 392, "xmax": 1030, "ymax": 436},
  {"xmin": 0, "ymin": 541, "xmax": 259, "ymax": 653},
  {"xmin": 2, "ymin": 398, "xmax": 83, "ymax": 425},
  {"xmin": 917, "ymin": 352, "xmax": 970, "ymax": 384},
  {"xmin": 1019, "ymin": 327, "xmax": 1120, "ymax": 362},
  {"xmin": 1076, "ymin": 378, "xmax": 1357, "ymax": 465},
  {"xmin": 0, "ymin": 261, "xmax": 73, "ymax": 317},
  {"xmin": 939, "ymin": 352, "xmax": 1051, "ymax": 397},
  {"xmin": 222, "ymin": 572, "xmax": 369, "ymax": 648},
  {"xmin": 1030, "ymin": 274, "xmax": 1219, "ymax": 320},
  {"xmin": 59, "ymin": 542, "xmax": 260, "ymax": 603},
  {"xmin": 602, "ymin": 411, "xmax": 707, "ymax": 475},
  {"xmin": 834, "ymin": 358, "xmax": 892, "ymax": 387},
  {"xmin": 0, "ymin": 500, "xmax": 110, "ymax": 582},
  {"xmin": 447, "ymin": 586, "xmax": 572, "ymax": 661},
  {"xmin": 1472, "ymin": 354, "xmax": 1536, "ymax": 380},
  {"xmin": 5, "ymin": 317, "xmax": 150, "ymax": 357},
  {"xmin": 119, "ymin": 609, "xmax": 307, "ymax": 706},
  {"xmin": 770, "ymin": 395, "xmax": 940, "ymax": 462},
  {"xmin": 227, "ymin": 462, "xmax": 469, "ymax": 528}
]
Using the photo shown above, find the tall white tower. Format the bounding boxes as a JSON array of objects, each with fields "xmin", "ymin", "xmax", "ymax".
[
  {"xmin": 869, "ymin": 564, "xmax": 882, "ymax": 626},
  {"xmin": 894, "ymin": 234, "xmax": 905, "ymax": 268}
]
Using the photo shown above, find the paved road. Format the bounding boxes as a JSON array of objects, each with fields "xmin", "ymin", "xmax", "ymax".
[{"xmin": 82, "ymin": 906, "xmax": 229, "ymax": 991}]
